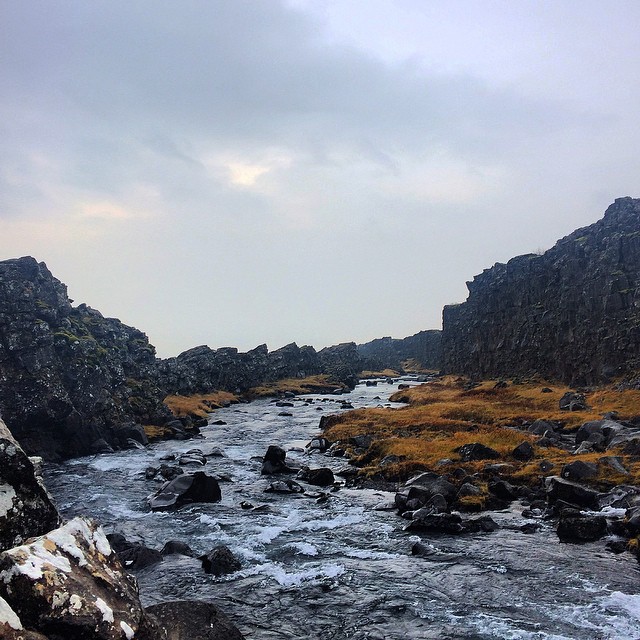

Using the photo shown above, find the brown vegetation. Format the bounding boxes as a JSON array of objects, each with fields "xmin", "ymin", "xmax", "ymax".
[
  {"xmin": 163, "ymin": 391, "xmax": 238, "ymax": 418},
  {"xmin": 246, "ymin": 375, "xmax": 347, "ymax": 398},
  {"xmin": 322, "ymin": 376, "xmax": 640, "ymax": 487}
]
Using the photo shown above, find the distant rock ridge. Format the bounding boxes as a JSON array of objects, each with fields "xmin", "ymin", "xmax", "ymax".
[
  {"xmin": 441, "ymin": 197, "xmax": 640, "ymax": 384},
  {"xmin": 356, "ymin": 330, "xmax": 442, "ymax": 372}
]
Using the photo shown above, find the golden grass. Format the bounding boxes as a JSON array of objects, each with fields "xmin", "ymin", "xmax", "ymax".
[
  {"xmin": 163, "ymin": 391, "xmax": 238, "ymax": 418},
  {"xmin": 359, "ymin": 369, "xmax": 401, "ymax": 379},
  {"xmin": 247, "ymin": 374, "xmax": 345, "ymax": 398},
  {"xmin": 322, "ymin": 376, "xmax": 640, "ymax": 486}
]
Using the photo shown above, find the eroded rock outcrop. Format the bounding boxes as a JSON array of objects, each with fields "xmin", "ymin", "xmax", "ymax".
[
  {"xmin": 442, "ymin": 198, "xmax": 640, "ymax": 384},
  {"xmin": 0, "ymin": 418, "xmax": 60, "ymax": 552},
  {"xmin": 0, "ymin": 257, "xmax": 171, "ymax": 460},
  {"xmin": 357, "ymin": 330, "xmax": 442, "ymax": 372}
]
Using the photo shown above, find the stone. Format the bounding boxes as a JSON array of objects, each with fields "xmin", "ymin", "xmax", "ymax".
[
  {"xmin": 559, "ymin": 392, "xmax": 588, "ymax": 411},
  {"xmin": 0, "ymin": 419, "xmax": 60, "ymax": 552},
  {"xmin": 0, "ymin": 517, "xmax": 159, "ymax": 640},
  {"xmin": 148, "ymin": 472, "xmax": 222, "ymax": 511},
  {"xmin": 405, "ymin": 512, "xmax": 464, "ymax": 534},
  {"xmin": 528, "ymin": 419, "xmax": 558, "ymax": 436},
  {"xmin": 561, "ymin": 460, "xmax": 598, "ymax": 481},
  {"xmin": 161, "ymin": 540, "xmax": 195, "ymax": 557},
  {"xmin": 512, "ymin": 441, "xmax": 535, "ymax": 461},
  {"xmin": 145, "ymin": 600, "xmax": 244, "ymax": 640},
  {"xmin": 546, "ymin": 476, "xmax": 600, "ymax": 510},
  {"xmin": 261, "ymin": 445, "xmax": 297, "ymax": 475},
  {"xmin": 557, "ymin": 510, "xmax": 607, "ymax": 542},
  {"xmin": 264, "ymin": 480, "xmax": 305, "ymax": 494},
  {"xmin": 488, "ymin": 479, "xmax": 518, "ymax": 501},
  {"xmin": 305, "ymin": 468, "xmax": 335, "ymax": 487},
  {"xmin": 456, "ymin": 443, "xmax": 500, "ymax": 462},
  {"xmin": 200, "ymin": 545, "xmax": 241, "ymax": 576}
]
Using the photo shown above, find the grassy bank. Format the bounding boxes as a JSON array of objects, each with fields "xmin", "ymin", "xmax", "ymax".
[{"xmin": 321, "ymin": 376, "xmax": 640, "ymax": 489}]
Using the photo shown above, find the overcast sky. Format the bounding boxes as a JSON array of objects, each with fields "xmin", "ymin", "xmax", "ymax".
[{"xmin": 1, "ymin": 1, "xmax": 639, "ymax": 357}]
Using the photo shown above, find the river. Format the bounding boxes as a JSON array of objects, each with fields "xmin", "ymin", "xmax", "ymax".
[{"xmin": 44, "ymin": 379, "xmax": 640, "ymax": 639}]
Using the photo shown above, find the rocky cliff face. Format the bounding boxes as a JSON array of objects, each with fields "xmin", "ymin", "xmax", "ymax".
[
  {"xmin": 357, "ymin": 330, "xmax": 442, "ymax": 371},
  {"xmin": 441, "ymin": 197, "xmax": 640, "ymax": 385},
  {"xmin": 0, "ymin": 257, "xmax": 171, "ymax": 460},
  {"xmin": 157, "ymin": 342, "xmax": 325, "ymax": 395}
]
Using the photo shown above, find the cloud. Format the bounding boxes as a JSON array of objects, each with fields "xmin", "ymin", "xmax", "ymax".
[{"xmin": 0, "ymin": 1, "xmax": 638, "ymax": 356}]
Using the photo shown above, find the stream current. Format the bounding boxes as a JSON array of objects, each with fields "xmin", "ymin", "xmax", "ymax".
[{"xmin": 45, "ymin": 379, "xmax": 640, "ymax": 639}]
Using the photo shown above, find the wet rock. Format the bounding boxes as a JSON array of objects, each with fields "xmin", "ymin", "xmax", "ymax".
[
  {"xmin": 0, "ymin": 517, "xmax": 159, "ymax": 640},
  {"xmin": 557, "ymin": 509, "xmax": 607, "ymax": 542},
  {"xmin": 145, "ymin": 599, "xmax": 244, "ymax": 640},
  {"xmin": 546, "ymin": 476, "xmax": 600, "ymax": 510},
  {"xmin": 305, "ymin": 468, "xmax": 335, "ymax": 487},
  {"xmin": 179, "ymin": 449, "xmax": 208, "ymax": 466},
  {"xmin": 520, "ymin": 522, "xmax": 542, "ymax": 534},
  {"xmin": 405, "ymin": 512, "xmax": 464, "ymax": 534},
  {"xmin": 200, "ymin": 545, "xmax": 241, "ymax": 576},
  {"xmin": 464, "ymin": 515, "xmax": 500, "ymax": 533},
  {"xmin": 160, "ymin": 463, "xmax": 182, "ymax": 481},
  {"xmin": 121, "ymin": 544, "xmax": 163, "ymax": 570},
  {"xmin": 457, "ymin": 443, "xmax": 500, "ymax": 462},
  {"xmin": 488, "ymin": 479, "xmax": 518, "ymax": 501},
  {"xmin": 605, "ymin": 539, "xmax": 628, "ymax": 554},
  {"xmin": 275, "ymin": 401, "xmax": 294, "ymax": 408},
  {"xmin": 205, "ymin": 447, "xmax": 225, "ymax": 458},
  {"xmin": 261, "ymin": 445, "xmax": 297, "ymax": 475},
  {"xmin": 559, "ymin": 392, "xmax": 588, "ymax": 411},
  {"xmin": 400, "ymin": 473, "xmax": 457, "ymax": 508},
  {"xmin": 264, "ymin": 479, "xmax": 305, "ymax": 494},
  {"xmin": 278, "ymin": 411, "xmax": 293, "ymax": 417},
  {"xmin": 457, "ymin": 482, "xmax": 482, "ymax": 497},
  {"xmin": 0, "ymin": 418, "xmax": 60, "ymax": 552},
  {"xmin": 410, "ymin": 542, "xmax": 460, "ymax": 562},
  {"xmin": 161, "ymin": 540, "xmax": 195, "ymax": 557},
  {"xmin": 599, "ymin": 485, "xmax": 640, "ymax": 510},
  {"xmin": 561, "ymin": 460, "xmax": 598, "ymax": 481},
  {"xmin": 148, "ymin": 472, "xmax": 222, "ymax": 511},
  {"xmin": 307, "ymin": 437, "xmax": 331, "ymax": 452},
  {"xmin": 211, "ymin": 419, "xmax": 227, "ymax": 426}
]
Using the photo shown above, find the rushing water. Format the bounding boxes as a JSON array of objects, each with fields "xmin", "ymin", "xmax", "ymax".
[{"xmin": 45, "ymin": 380, "xmax": 640, "ymax": 639}]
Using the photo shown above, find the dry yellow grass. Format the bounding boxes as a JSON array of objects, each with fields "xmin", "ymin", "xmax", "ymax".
[
  {"xmin": 163, "ymin": 391, "xmax": 238, "ymax": 418},
  {"xmin": 247, "ymin": 375, "xmax": 345, "ymax": 398},
  {"xmin": 322, "ymin": 376, "xmax": 640, "ymax": 486},
  {"xmin": 359, "ymin": 369, "xmax": 401, "ymax": 379}
]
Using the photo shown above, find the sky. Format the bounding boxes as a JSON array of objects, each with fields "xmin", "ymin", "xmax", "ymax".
[{"xmin": 1, "ymin": 1, "xmax": 639, "ymax": 358}]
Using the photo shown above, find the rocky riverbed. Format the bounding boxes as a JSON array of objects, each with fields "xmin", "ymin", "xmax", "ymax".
[{"xmin": 40, "ymin": 379, "xmax": 640, "ymax": 639}]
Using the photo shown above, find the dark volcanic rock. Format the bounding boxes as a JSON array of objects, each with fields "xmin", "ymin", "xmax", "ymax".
[
  {"xmin": 356, "ymin": 330, "xmax": 442, "ymax": 372},
  {"xmin": 512, "ymin": 441, "xmax": 535, "ymax": 461},
  {"xmin": 145, "ymin": 600, "xmax": 244, "ymax": 640},
  {"xmin": 148, "ymin": 472, "xmax": 222, "ymax": 511},
  {"xmin": 559, "ymin": 392, "xmax": 588, "ymax": 411},
  {"xmin": 546, "ymin": 476, "xmax": 600, "ymax": 510},
  {"xmin": 200, "ymin": 545, "xmax": 242, "ymax": 576},
  {"xmin": 0, "ymin": 517, "xmax": 160, "ymax": 640},
  {"xmin": 557, "ymin": 510, "xmax": 608, "ymax": 542},
  {"xmin": 457, "ymin": 443, "xmax": 500, "ymax": 462},
  {"xmin": 0, "ymin": 257, "xmax": 171, "ymax": 460},
  {"xmin": 0, "ymin": 418, "xmax": 60, "ymax": 551},
  {"xmin": 441, "ymin": 198, "xmax": 640, "ymax": 385},
  {"xmin": 261, "ymin": 445, "xmax": 297, "ymax": 475}
]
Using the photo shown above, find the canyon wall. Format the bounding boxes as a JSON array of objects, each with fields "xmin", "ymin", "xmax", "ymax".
[{"xmin": 441, "ymin": 197, "xmax": 640, "ymax": 385}]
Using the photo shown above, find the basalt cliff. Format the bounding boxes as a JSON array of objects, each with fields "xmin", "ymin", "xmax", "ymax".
[{"xmin": 442, "ymin": 197, "xmax": 640, "ymax": 385}]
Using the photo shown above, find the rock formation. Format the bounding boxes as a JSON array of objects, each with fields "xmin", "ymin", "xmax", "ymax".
[
  {"xmin": 441, "ymin": 197, "xmax": 640, "ymax": 384},
  {"xmin": 357, "ymin": 330, "xmax": 442, "ymax": 371},
  {"xmin": 0, "ymin": 257, "xmax": 171, "ymax": 460}
]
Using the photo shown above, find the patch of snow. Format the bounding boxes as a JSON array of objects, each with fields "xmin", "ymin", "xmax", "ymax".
[
  {"xmin": 95, "ymin": 597, "xmax": 114, "ymax": 623},
  {"xmin": 0, "ymin": 595, "xmax": 22, "ymax": 630},
  {"xmin": 120, "ymin": 620, "xmax": 135, "ymax": 639}
]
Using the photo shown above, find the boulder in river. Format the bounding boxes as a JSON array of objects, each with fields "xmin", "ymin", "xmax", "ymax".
[
  {"xmin": 261, "ymin": 445, "xmax": 297, "ymax": 474},
  {"xmin": 405, "ymin": 512, "xmax": 464, "ymax": 534},
  {"xmin": 145, "ymin": 600, "xmax": 244, "ymax": 639},
  {"xmin": 161, "ymin": 540, "xmax": 195, "ymax": 557},
  {"xmin": 545, "ymin": 476, "xmax": 600, "ymax": 510},
  {"xmin": 200, "ymin": 545, "xmax": 242, "ymax": 576},
  {"xmin": 298, "ymin": 467, "xmax": 335, "ymax": 486},
  {"xmin": 106, "ymin": 533, "xmax": 163, "ymax": 570},
  {"xmin": 148, "ymin": 472, "xmax": 222, "ymax": 511},
  {"xmin": 557, "ymin": 509, "xmax": 608, "ymax": 542},
  {"xmin": 264, "ymin": 479, "xmax": 305, "ymax": 494}
]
